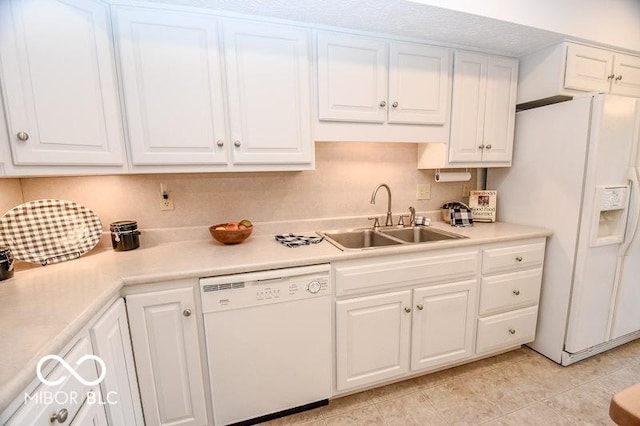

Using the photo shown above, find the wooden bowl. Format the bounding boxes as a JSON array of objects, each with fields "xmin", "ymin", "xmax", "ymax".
[{"xmin": 209, "ymin": 224, "xmax": 253, "ymax": 245}]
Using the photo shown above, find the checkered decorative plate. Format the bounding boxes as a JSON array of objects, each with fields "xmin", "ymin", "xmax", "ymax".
[{"xmin": 0, "ymin": 199, "xmax": 102, "ymax": 265}]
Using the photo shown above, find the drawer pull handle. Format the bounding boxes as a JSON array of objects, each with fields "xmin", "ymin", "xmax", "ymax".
[
  {"xmin": 515, "ymin": 256, "xmax": 523, "ymax": 262},
  {"xmin": 513, "ymin": 289, "xmax": 520, "ymax": 296},
  {"xmin": 416, "ymin": 304, "xmax": 424, "ymax": 310},
  {"xmin": 404, "ymin": 307, "xmax": 412, "ymax": 313},
  {"xmin": 50, "ymin": 408, "xmax": 68, "ymax": 423},
  {"xmin": 508, "ymin": 328, "xmax": 516, "ymax": 335},
  {"xmin": 183, "ymin": 309, "xmax": 192, "ymax": 317}
]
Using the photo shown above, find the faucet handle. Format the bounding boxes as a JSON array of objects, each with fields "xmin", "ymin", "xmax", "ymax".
[
  {"xmin": 398, "ymin": 215, "xmax": 409, "ymax": 227},
  {"xmin": 368, "ymin": 217, "xmax": 380, "ymax": 228}
]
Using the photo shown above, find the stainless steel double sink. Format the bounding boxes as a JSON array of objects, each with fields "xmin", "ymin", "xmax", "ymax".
[{"xmin": 318, "ymin": 226, "xmax": 467, "ymax": 251}]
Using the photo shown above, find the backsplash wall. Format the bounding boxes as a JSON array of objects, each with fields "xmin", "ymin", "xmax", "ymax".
[{"xmin": 0, "ymin": 143, "xmax": 475, "ymax": 230}]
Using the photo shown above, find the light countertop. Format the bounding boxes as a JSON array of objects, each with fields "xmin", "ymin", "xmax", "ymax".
[{"xmin": 0, "ymin": 221, "xmax": 551, "ymax": 415}]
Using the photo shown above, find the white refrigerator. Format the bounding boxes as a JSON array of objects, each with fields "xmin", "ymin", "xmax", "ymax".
[{"xmin": 488, "ymin": 94, "xmax": 640, "ymax": 365}]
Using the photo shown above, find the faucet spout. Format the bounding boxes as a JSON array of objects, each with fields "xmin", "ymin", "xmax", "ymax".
[{"xmin": 370, "ymin": 183, "xmax": 393, "ymax": 226}]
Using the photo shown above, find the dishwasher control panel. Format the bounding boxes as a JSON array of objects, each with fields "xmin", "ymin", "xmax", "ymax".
[{"xmin": 200, "ymin": 264, "xmax": 330, "ymax": 312}]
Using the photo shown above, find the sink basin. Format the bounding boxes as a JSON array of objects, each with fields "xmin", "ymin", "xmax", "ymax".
[
  {"xmin": 319, "ymin": 226, "xmax": 467, "ymax": 251},
  {"xmin": 379, "ymin": 226, "xmax": 466, "ymax": 243},
  {"xmin": 321, "ymin": 229, "xmax": 402, "ymax": 250}
]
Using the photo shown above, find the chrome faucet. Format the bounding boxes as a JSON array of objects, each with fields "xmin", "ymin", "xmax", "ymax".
[
  {"xmin": 370, "ymin": 183, "xmax": 393, "ymax": 226},
  {"xmin": 409, "ymin": 206, "xmax": 416, "ymax": 226}
]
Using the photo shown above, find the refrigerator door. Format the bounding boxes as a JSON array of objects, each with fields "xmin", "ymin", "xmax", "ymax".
[
  {"xmin": 565, "ymin": 95, "xmax": 638, "ymax": 354},
  {"xmin": 610, "ymin": 101, "xmax": 640, "ymax": 340}
]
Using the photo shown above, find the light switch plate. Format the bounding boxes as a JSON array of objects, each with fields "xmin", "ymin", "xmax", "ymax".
[{"xmin": 416, "ymin": 184, "xmax": 431, "ymax": 200}]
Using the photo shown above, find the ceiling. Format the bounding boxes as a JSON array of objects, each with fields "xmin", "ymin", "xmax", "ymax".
[{"xmin": 138, "ymin": 0, "xmax": 567, "ymax": 57}]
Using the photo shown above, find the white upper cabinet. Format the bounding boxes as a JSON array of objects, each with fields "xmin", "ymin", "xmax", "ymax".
[
  {"xmin": 448, "ymin": 52, "xmax": 517, "ymax": 165},
  {"xmin": 388, "ymin": 42, "xmax": 451, "ymax": 125},
  {"xmin": 0, "ymin": 0, "xmax": 125, "ymax": 166},
  {"xmin": 565, "ymin": 44, "xmax": 640, "ymax": 98},
  {"xmin": 223, "ymin": 20, "xmax": 313, "ymax": 165},
  {"xmin": 115, "ymin": 8, "xmax": 313, "ymax": 170},
  {"xmin": 317, "ymin": 33, "xmax": 387, "ymax": 123},
  {"xmin": 316, "ymin": 31, "xmax": 452, "ymax": 143},
  {"xmin": 518, "ymin": 42, "xmax": 640, "ymax": 106},
  {"xmin": 115, "ymin": 8, "xmax": 227, "ymax": 166}
]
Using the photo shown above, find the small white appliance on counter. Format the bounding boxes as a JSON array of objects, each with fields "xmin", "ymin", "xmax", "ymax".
[
  {"xmin": 200, "ymin": 264, "xmax": 331, "ymax": 425},
  {"xmin": 488, "ymin": 94, "xmax": 640, "ymax": 365}
]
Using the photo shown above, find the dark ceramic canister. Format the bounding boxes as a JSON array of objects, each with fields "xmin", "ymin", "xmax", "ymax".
[
  {"xmin": 0, "ymin": 246, "xmax": 14, "ymax": 281},
  {"xmin": 110, "ymin": 221, "xmax": 141, "ymax": 252}
]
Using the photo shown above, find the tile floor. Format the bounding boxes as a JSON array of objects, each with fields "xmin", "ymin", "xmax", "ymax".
[{"xmin": 262, "ymin": 340, "xmax": 640, "ymax": 425}]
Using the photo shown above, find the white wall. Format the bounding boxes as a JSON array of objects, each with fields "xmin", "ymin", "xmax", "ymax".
[
  {"xmin": 411, "ymin": 0, "xmax": 640, "ymax": 52},
  {"xmin": 1, "ymin": 143, "xmax": 474, "ymax": 230}
]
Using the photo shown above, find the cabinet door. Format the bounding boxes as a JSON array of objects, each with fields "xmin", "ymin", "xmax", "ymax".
[
  {"xmin": 70, "ymin": 391, "xmax": 108, "ymax": 426},
  {"xmin": 224, "ymin": 20, "xmax": 312, "ymax": 165},
  {"xmin": 410, "ymin": 280, "xmax": 476, "ymax": 371},
  {"xmin": 0, "ymin": 0, "xmax": 124, "ymax": 165},
  {"xmin": 481, "ymin": 57, "xmax": 517, "ymax": 163},
  {"xmin": 448, "ymin": 51, "xmax": 486, "ymax": 163},
  {"xmin": 115, "ymin": 7, "xmax": 227, "ymax": 165},
  {"xmin": 317, "ymin": 32, "xmax": 387, "ymax": 123},
  {"xmin": 126, "ymin": 288, "xmax": 207, "ymax": 426},
  {"xmin": 90, "ymin": 298, "xmax": 144, "ymax": 426},
  {"xmin": 611, "ymin": 53, "xmax": 640, "ymax": 97},
  {"xmin": 388, "ymin": 42, "xmax": 451, "ymax": 125},
  {"xmin": 564, "ymin": 43, "xmax": 614, "ymax": 93},
  {"xmin": 335, "ymin": 290, "xmax": 411, "ymax": 391}
]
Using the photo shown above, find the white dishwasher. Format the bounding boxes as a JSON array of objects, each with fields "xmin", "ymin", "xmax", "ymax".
[{"xmin": 200, "ymin": 264, "xmax": 331, "ymax": 426}]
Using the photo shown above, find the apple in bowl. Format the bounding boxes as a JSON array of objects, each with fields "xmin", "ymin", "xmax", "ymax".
[{"xmin": 209, "ymin": 220, "xmax": 253, "ymax": 244}]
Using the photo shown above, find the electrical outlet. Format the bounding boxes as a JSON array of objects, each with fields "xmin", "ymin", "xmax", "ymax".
[
  {"xmin": 416, "ymin": 183, "xmax": 431, "ymax": 200},
  {"xmin": 462, "ymin": 184, "xmax": 470, "ymax": 197},
  {"xmin": 160, "ymin": 191, "xmax": 175, "ymax": 211}
]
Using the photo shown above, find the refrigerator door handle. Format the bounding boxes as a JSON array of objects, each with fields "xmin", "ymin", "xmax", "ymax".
[{"xmin": 618, "ymin": 167, "xmax": 640, "ymax": 257}]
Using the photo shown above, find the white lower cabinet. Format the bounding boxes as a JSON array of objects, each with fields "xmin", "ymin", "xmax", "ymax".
[
  {"xmin": 70, "ymin": 390, "xmax": 109, "ymax": 426},
  {"xmin": 336, "ymin": 290, "xmax": 412, "ymax": 390},
  {"xmin": 411, "ymin": 280, "xmax": 476, "ymax": 371},
  {"xmin": 334, "ymin": 238, "xmax": 546, "ymax": 394},
  {"xmin": 90, "ymin": 298, "xmax": 144, "ymax": 426},
  {"xmin": 126, "ymin": 287, "xmax": 208, "ymax": 426},
  {"xmin": 334, "ymin": 248, "xmax": 479, "ymax": 392},
  {"xmin": 5, "ymin": 335, "xmax": 107, "ymax": 425},
  {"xmin": 475, "ymin": 239, "xmax": 545, "ymax": 355}
]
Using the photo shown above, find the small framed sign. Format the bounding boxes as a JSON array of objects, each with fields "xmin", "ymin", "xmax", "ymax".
[{"xmin": 469, "ymin": 190, "xmax": 497, "ymax": 222}]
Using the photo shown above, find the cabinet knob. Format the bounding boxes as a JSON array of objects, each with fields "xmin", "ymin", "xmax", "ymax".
[
  {"xmin": 478, "ymin": 144, "xmax": 485, "ymax": 150},
  {"xmin": 608, "ymin": 73, "xmax": 616, "ymax": 80},
  {"xmin": 404, "ymin": 307, "xmax": 412, "ymax": 313},
  {"xmin": 515, "ymin": 256, "xmax": 523, "ymax": 262},
  {"xmin": 416, "ymin": 304, "xmax": 424, "ymax": 310},
  {"xmin": 392, "ymin": 101, "xmax": 398, "ymax": 108},
  {"xmin": 513, "ymin": 289, "xmax": 520, "ymax": 296},
  {"xmin": 615, "ymin": 75, "xmax": 623, "ymax": 81},
  {"xmin": 50, "ymin": 408, "xmax": 68, "ymax": 423},
  {"xmin": 183, "ymin": 309, "xmax": 192, "ymax": 317},
  {"xmin": 16, "ymin": 131, "xmax": 29, "ymax": 141},
  {"xmin": 379, "ymin": 100, "xmax": 387, "ymax": 107},
  {"xmin": 216, "ymin": 140, "xmax": 224, "ymax": 147},
  {"xmin": 233, "ymin": 140, "xmax": 241, "ymax": 148},
  {"xmin": 485, "ymin": 144, "xmax": 492, "ymax": 150},
  {"xmin": 508, "ymin": 328, "xmax": 517, "ymax": 335}
]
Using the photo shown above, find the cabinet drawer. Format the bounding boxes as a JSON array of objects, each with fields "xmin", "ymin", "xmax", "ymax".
[
  {"xmin": 334, "ymin": 249, "xmax": 478, "ymax": 296},
  {"xmin": 482, "ymin": 241, "xmax": 545, "ymax": 275},
  {"xmin": 8, "ymin": 337, "xmax": 98, "ymax": 425},
  {"xmin": 476, "ymin": 306, "xmax": 538, "ymax": 355},
  {"xmin": 479, "ymin": 268, "xmax": 542, "ymax": 316}
]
